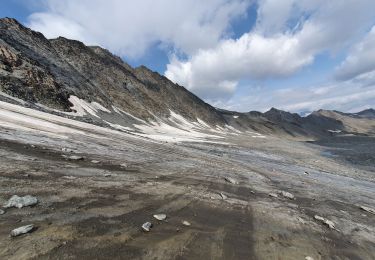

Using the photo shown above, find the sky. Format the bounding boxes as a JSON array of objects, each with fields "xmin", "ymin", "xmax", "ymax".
[{"xmin": 1, "ymin": 0, "xmax": 375, "ymax": 113}]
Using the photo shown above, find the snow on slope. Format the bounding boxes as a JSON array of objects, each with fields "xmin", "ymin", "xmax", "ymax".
[
  {"xmin": 63, "ymin": 97, "xmax": 267, "ymax": 141},
  {"xmin": 0, "ymin": 94, "xmax": 266, "ymax": 143},
  {"xmin": 66, "ymin": 96, "xmax": 111, "ymax": 117},
  {"xmin": 0, "ymin": 101, "xmax": 226, "ymax": 143},
  {"xmin": 132, "ymin": 110, "xmax": 225, "ymax": 143},
  {"xmin": 0, "ymin": 100, "xmax": 119, "ymax": 139}
]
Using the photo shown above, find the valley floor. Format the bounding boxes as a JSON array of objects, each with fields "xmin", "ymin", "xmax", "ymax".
[{"xmin": 0, "ymin": 115, "xmax": 374, "ymax": 259}]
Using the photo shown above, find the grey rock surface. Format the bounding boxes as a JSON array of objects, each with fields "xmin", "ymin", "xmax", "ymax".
[
  {"xmin": 142, "ymin": 222, "xmax": 152, "ymax": 232},
  {"xmin": 4, "ymin": 195, "xmax": 38, "ymax": 209},
  {"xmin": 153, "ymin": 214, "xmax": 167, "ymax": 221},
  {"xmin": 280, "ymin": 191, "xmax": 295, "ymax": 200},
  {"xmin": 314, "ymin": 215, "xmax": 335, "ymax": 230},
  {"xmin": 10, "ymin": 224, "xmax": 34, "ymax": 237},
  {"xmin": 224, "ymin": 177, "xmax": 239, "ymax": 184},
  {"xmin": 360, "ymin": 205, "xmax": 375, "ymax": 215}
]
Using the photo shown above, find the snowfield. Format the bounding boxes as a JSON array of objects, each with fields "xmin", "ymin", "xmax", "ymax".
[{"xmin": 0, "ymin": 100, "xmax": 265, "ymax": 144}]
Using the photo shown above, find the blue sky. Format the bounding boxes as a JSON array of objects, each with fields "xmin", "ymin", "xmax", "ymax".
[{"xmin": 1, "ymin": 0, "xmax": 375, "ymax": 113}]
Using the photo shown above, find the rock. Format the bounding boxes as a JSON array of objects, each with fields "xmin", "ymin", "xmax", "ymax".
[
  {"xmin": 67, "ymin": 155, "xmax": 84, "ymax": 161},
  {"xmin": 63, "ymin": 176, "xmax": 77, "ymax": 180},
  {"xmin": 120, "ymin": 163, "xmax": 128, "ymax": 168},
  {"xmin": 280, "ymin": 191, "xmax": 295, "ymax": 200},
  {"xmin": 220, "ymin": 192, "xmax": 228, "ymax": 200},
  {"xmin": 305, "ymin": 257, "xmax": 314, "ymax": 260},
  {"xmin": 0, "ymin": 209, "xmax": 5, "ymax": 215},
  {"xmin": 182, "ymin": 221, "xmax": 191, "ymax": 226},
  {"xmin": 4, "ymin": 195, "xmax": 38, "ymax": 209},
  {"xmin": 268, "ymin": 193, "xmax": 278, "ymax": 198},
  {"xmin": 62, "ymin": 148, "xmax": 74, "ymax": 153},
  {"xmin": 91, "ymin": 160, "xmax": 100, "ymax": 164},
  {"xmin": 304, "ymin": 171, "xmax": 310, "ymax": 175},
  {"xmin": 10, "ymin": 224, "xmax": 34, "ymax": 237},
  {"xmin": 153, "ymin": 214, "xmax": 167, "ymax": 221},
  {"xmin": 359, "ymin": 205, "xmax": 375, "ymax": 215},
  {"xmin": 314, "ymin": 215, "xmax": 335, "ymax": 229},
  {"xmin": 250, "ymin": 191, "xmax": 255, "ymax": 194},
  {"xmin": 142, "ymin": 222, "xmax": 152, "ymax": 232},
  {"xmin": 224, "ymin": 177, "xmax": 239, "ymax": 184},
  {"xmin": 104, "ymin": 174, "xmax": 112, "ymax": 177},
  {"xmin": 297, "ymin": 217, "xmax": 306, "ymax": 224}
]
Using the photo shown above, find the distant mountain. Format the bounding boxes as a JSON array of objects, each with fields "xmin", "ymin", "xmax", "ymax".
[
  {"xmin": 298, "ymin": 110, "xmax": 312, "ymax": 117},
  {"xmin": 356, "ymin": 108, "xmax": 375, "ymax": 119},
  {"xmin": 1, "ymin": 17, "xmax": 374, "ymax": 140}
]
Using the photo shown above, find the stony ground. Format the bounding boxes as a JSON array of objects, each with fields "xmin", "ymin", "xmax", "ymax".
[{"xmin": 0, "ymin": 125, "xmax": 374, "ymax": 260}]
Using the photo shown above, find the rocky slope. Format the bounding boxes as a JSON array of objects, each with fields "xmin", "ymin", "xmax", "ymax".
[
  {"xmin": 0, "ymin": 17, "xmax": 374, "ymax": 140},
  {"xmin": 0, "ymin": 18, "xmax": 225, "ymax": 126},
  {"xmin": 220, "ymin": 107, "xmax": 375, "ymax": 138}
]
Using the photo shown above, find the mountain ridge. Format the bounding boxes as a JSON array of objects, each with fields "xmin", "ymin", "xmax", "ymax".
[{"xmin": 1, "ymin": 17, "xmax": 374, "ymax": 139}]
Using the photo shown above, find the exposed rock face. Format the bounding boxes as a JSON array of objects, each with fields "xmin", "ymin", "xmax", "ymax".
[{"xmin": 0, "ymin": 18, "xmax": 225, "ymax": 124}]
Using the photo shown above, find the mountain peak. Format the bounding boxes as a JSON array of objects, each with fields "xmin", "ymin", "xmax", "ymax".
[{"xmin": 0, "ymin": 17, "xmax": 21, "ymax": 26}]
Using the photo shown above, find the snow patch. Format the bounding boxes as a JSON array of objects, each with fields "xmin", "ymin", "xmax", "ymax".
[
  {"xmin": 225, "ymin": 125, "xmax": 242, "ymax": 134},
  {"xmin": 111, "ymin": 106, "xmax": 148, "ymax": 124},
  {"xmin": 133, "ymin": 111, "xmax": 226, "ymax": 143},
  {"xmin": 105, "ymin": 121, "xmax": 133, "ymax": 131},
  {"xmin": 196, "ymin": 118, "xmax": 211, "ymax": 128},
  {"xmin": 0, "ymin": 101, "xmax": 228, "ymax": 144},
  {"xmin": 66, "ymin": 96, "xmax": 110, "ymax": 117},
  {"xmin": 328, "ymin": 129, "xmax": 342, "ymax": 133},
  {"xmin": 0, "ymin": 100, "xmax": 136, "ymax": 140}
]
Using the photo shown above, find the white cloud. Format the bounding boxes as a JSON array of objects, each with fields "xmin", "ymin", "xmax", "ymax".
[
  {"xmin": 25, "ymin": 0, "xmax": 375, "ymax": 112},
  {"xmin": 27, "ymin": 0, "xmax": 251, "ymax": 58},
  {"xmin": 335, "ymin": 26, "xmax": 375, "ymax": 80},
  {"xmin": 218, "ymin": 71, "xmax": 375, "ymax": 113},
  {"xmin": 165, "ymin": 32, "xmax": 314, "ymax": 98},
  {"xmin": 165, "ymin": 0, "xmax": 375, "ymax": 99}
]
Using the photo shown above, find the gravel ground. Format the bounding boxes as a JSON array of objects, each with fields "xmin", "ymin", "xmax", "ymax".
[{"xmin": 0, "ymin": 125, "xmax": 374, "ymax": 260}]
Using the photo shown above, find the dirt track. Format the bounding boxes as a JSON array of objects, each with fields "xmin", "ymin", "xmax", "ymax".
[{"xmin": 0, "ymin": 127, "xmax": 374, "ymax": 260}]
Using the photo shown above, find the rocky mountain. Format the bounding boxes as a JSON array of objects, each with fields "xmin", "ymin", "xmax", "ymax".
[
  {"xmin": 0, "ymin": 18, "xmax": 225, "ymax": 126},
  {"xmin": 356, "ymin": 108, "xmax": 375, "ymax": 119},
  {"xmin": 0, "ymin": 17, "xmax": 374, "ymax": 140}
]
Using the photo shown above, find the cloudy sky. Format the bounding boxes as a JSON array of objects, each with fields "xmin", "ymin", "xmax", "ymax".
[{"xmin": 2, "ymin": 0, "xmax": 375, "ymax": 113}]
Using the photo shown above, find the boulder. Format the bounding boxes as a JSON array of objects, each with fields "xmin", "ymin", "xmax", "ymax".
[
  {"xmin": 153, "ymin": 214, "xmax": 167, "ymax": 221},
  {"xmin": 142, "ymin": 222, "xmax": 152, "ymax": 232},
  {"xmin": 224, "ymin": 177, "xmax": 238, "ymax": 184},
  {"xmin": 10, "ymin": 224, "xmax": 34, "ymax": 237},
  {"xmin": 314, "ymin": 215, "xmax": 335, "ymax": 229},
  {"xmin": 280, "ymin": 191, "xmax": 295, "ymax": 200},
  {"xmin": 4, "ymin": 195, "xmax": 38, "ymax": 209},
  {"xmin": 359, "ymin": 205, "xmax": 375, "ymax": 215}
]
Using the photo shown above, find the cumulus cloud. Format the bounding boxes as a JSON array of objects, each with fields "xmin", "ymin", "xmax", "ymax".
[
  {"xmin": 165, "ymin": 0, "xmax": 375, "ymax": 98},
  {"xmin": 218, "ymin": 71, "xmax": 375, "ymax": 113},
  {"xmin": 25, "ymin": 0, "xmax": 375, "ymax": 112},
  {"xmin": 335, "ymin": 26, "xmax": 375, "ymax": 81},
  {"xmin": 165, "ymin": 32, "xmax": 314, "ymax": 99},
  {"xmin": 27, "ymin": 0, "xmax": 251, "ymax": 58}
]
